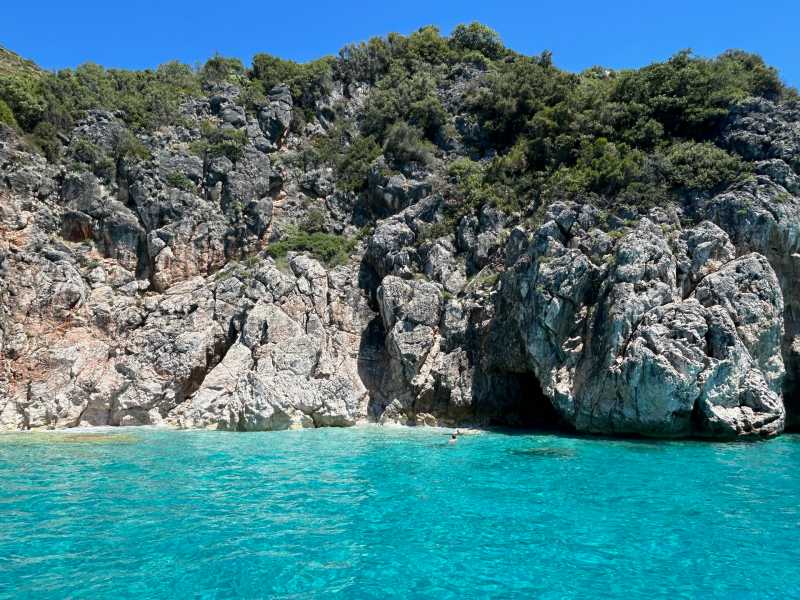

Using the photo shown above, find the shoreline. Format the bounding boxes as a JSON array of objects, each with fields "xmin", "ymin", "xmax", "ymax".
[
  {"xmin": 0, "ymin": 421, "xmax": 486, "ymax": 436},
  {"xmin": 1, "ymin": 420, "xmax": 796, "ymax": 443}
]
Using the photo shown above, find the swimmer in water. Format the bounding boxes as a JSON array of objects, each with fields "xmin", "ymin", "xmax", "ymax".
[{"xmin": 449, "ymin": 432, "xmax": 458, "ymax": 444}]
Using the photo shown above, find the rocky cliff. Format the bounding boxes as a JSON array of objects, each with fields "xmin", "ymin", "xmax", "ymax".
[{"xmin": 1, "ymin": 33, "xmax": 799, "ymax": 438}]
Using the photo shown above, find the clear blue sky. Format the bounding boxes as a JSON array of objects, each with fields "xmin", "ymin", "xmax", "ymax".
[{"xmin": 2, "ymin": 0, "xmax": 798, "ymax": 87}]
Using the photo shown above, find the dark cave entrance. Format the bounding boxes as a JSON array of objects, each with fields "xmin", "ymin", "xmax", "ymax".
[
  {"xmin": 783, "ymin": 380, "xmax": 800, "ymax": 432},
  {"xmin": 781, "ymin": 346, "xmax": 800, "ymax": 431},
  {"xmin": 479, "ymin": 370, "xmax": 570, "ymax": 431}
]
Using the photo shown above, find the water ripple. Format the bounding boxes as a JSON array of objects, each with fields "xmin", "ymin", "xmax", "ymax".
[{"xmin": 0, "ymin": 427, "xmax": 799, "ymax": 599}]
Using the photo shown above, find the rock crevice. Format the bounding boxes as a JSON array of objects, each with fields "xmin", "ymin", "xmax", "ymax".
[{"xmin": 2, "ymin": 89, "xmax": 800, "ymax": 438}]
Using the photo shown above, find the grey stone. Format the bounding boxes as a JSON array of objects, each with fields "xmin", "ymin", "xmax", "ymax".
[{"xmin": 258, "ymin": 85, "xmax": 293, "ymax": 147}]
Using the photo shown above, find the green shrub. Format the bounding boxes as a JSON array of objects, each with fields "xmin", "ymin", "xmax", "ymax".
[
  {"xmin": 417, "ymin": 220, "xmax": 453, "ymax": 242},
  {"xmin": 449, "ymin": 22, "xmax": 505, "ymax": 60},
  {"xmin": 400, "ymin": 26, "xmax": 453, "ymax": 67},
  {"xmin": 208, "ymin": 137, "xmax": 246, "ymax": 162},
  {"xmin": 468, "ymin": 268, "xmax": 500, "ymax": 290},
  {"xmin": 303, "ymin": 208, "xmax": 327, "ymax": 233},
  {"xmin": 405, "ymin": 82, "xmax": 448, "ymax": 140},
  {"xmin": 333, "ymin": 134, "xmax": 382, "ymax": 192},
  {"xmin": 0, "ymin": 97, "xmax": 17, "ymax": 127},
  {"xmin": 200, "ymin": 55, "xmax": 245, "ymax": 86},
  {"xmin": 250, "ymin": 54, "xmax": 334, "ymax": 112},
  {"xmin": 112, "ymin": 130, "xmax": 151, "ymax": 161},
  {"xmin": 70, "ymin": 137, "xmax": 115, "ymax": 180},
  {"xmin": 361, "ymin": 69, "xmax": 447, "ymax": 142},
  {"xmin": 30, "ymin": 121, "xmax": 61, "ymax": 160},
  {"xmin": 242, "ymin": 254, "xmax": 261, "ymax": 268},
  {"xmin": 191, "ymin": 121, "xmax": 248, "ymax": 163},
  {"xmin": 336, "ymin": 37, "xmax": 394, "ymax": 85},
  {"xmin": 562, "ymin": 138, "xmax": 646, "ymax": 196},
  {"xmin": 383, "ymin": 122, "xmax": 433, "ymax": 167},
  {"xmin": 0, "ymin": 72, "xmax": 45, "ymax": 129},
  {"xmin": 39, "ymin": 63, "xmax": 200, "ymax": 132},
  {"xmin": 448, "ymin": 158, "xmax": 492, "ymax": 208},
  {"xmin": 465, "ymin": 54, "xmax": 574, "ymax": 152},
  {"xmin": 238, "ymin": 79, "xmax": 268, "ymax": 111},
  {"xmin": 457, "ymin": 50, "xmax": 491, "ymax": 70},
  {"xmin": 71, "ymin": 137, "xmax": 105, "ymax": 163},
  {"xmin": 165, "ymin": 171, "xmax": 195, "ymax": 192},
  {"xmin": 266, "ymin": 228, "xmax": 356, "ymax": 267},
  {"xmin": 312, "ymin": 124, "xmax": 383, "ymax": 192},
  {"xmin": 610, "ymin": 50, "xmax": 786, "ymax": 140},
  {"xmin": 447, "ymin": 157, "xmax": 516, "ymax": 213},
  {"xmin": 251, "ymin": 54, "xmax": 302, "ymax": 90},
  {"xmin": 0, "ymin": 57, "xmax": 200, "ymax": 154},
  {"xmin": 659, "ymin": 141, "xmax": 748, "ymax": 191},
  {"xmin": 360, "ymin": 86, "xmax": 401, "ymax": 140},
  {"xmin": 336, "ymin": 24, "xmax": 477, "ymax": 86}
]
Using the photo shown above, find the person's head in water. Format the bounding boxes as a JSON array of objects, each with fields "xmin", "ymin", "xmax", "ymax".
[{"xmin": 451, "ymin": 432, "xmax": 457, "ymax": 440}]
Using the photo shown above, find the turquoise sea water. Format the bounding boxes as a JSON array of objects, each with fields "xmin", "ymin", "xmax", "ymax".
[{"xmin": 1, "ymin": 426, "xmax": 799, "ymax": 599}]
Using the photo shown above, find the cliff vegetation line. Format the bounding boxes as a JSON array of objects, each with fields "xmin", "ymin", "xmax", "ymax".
[{"xmin": 1, "ymin": 24, "xmax": 799, "ymax": 437}]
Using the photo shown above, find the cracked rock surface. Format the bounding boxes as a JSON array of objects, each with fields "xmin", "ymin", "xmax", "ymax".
[{"xmin": 2, "ymin": 86, "xmax": 800, "ymax": 438}]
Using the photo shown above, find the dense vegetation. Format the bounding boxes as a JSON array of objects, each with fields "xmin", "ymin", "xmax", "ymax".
[
  {"xmin": 266, "ymin": 228, "xmax": 357, "ymax": 267},
  {"xmin": 1, "ymin": 25, "xmax": 796, "ymax": 220},
  {"xmin": 0, "ymin": 50, "xmax": 199, "ymax": 160}
]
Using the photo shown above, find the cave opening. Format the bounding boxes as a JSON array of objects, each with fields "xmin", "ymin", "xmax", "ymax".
[
  {"xmin": 479, "ymin": 370, "xmax": 571, "ymax": 432},
  {"xmin": 783, "ymin": 380, "xmax": 800, "ymax": 432}
]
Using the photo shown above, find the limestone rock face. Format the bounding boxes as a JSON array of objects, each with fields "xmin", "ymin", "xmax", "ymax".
[
  {"xmin": 167, "ymin": 256, "xmax": 372, "ymax": 430},
  {"xmin": 722, "ymin": 98, "xmax": 800, "ymax": 168},
  {"xmin": 694, "ymin": 180, "xmax": 800, "ymax": 427},
  {"xmin": 367, "ymin": 158, "xmax": 432, "ymax": 217},
  {"xmin": 0, "ymin": 266, "xmax": 232, "ymax": 428},
  {"xmin": 2, "ymin": 84, "xmax": 800, "ymax": 439},
  {"xmin": 493, "ymin": 214, "xmax": 786, "ymax": 437},
  {"xmin": 258, "ymin": 85, "xmax": 293, "ymax": 148},
  {"xmin": 369, "ymin": 274, "xmax": 489, "ymax": 427}
]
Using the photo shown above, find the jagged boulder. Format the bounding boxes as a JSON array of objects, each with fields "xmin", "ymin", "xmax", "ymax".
[
  {"xmin": 493, "ymin": 217, "xmax": 786, "ymax": 438},
  {"xmin": 699, "ymin": 179, "xmax": 800, "ymax": 426},
  {"xmin": 365, "ymin": 195, "xmax": 448, "ymax": 279},
  {"xmin": 167, "ymin": 255, "xmax": 374, "ymax": 430},
  {"xmin": 723, "ymin": 98, "xmax": 800, "ymax": 169},
  {"xmin": 367, "ymin": 158, "xmax": 432, "ymax": 216},
  {"xmin": 0, "ymin": 269, "xmax": 237, "ymax": 428},
  {"xmin": 457, "ymin": 205, "xmax": 509, "ymax": 272},
  {"xmin": 69, "ymin": 109, "xmax": 129, "ymax": 156},
  {"xmin": 258, "ymin": 85, "xmax": 293, "ymax": 148}
]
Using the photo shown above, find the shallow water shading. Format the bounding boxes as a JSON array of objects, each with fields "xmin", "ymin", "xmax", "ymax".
[
  {"xmin": 0, "ymin": 426, "xmax": 799, "ymax": 599},
  {"xmin": 0, "ymin": 431, "xmax": 138, "ymax": 445}
]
